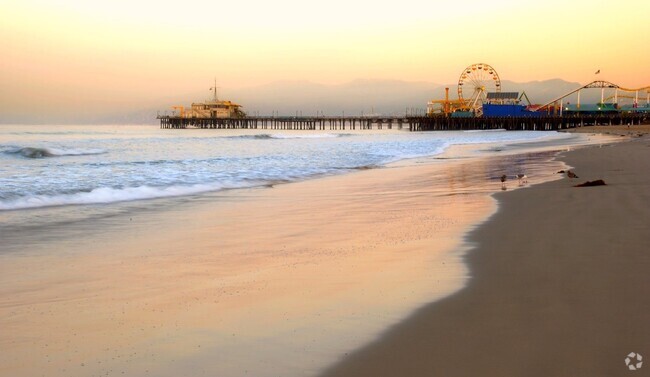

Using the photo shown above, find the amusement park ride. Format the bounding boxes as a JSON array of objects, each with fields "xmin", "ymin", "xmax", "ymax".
[
  {"xmin": 428, "ymin": 63, "xmax": 501, "ymax": 116},
  {"xmin": 427, "ymin": 63, "xmax": 650, "ymax": 117}
]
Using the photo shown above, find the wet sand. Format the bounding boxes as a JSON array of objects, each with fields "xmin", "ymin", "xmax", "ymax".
[
  {"xmin": 566, "ymin": 124, "xmax": 650, "ymax": 136},
  {"xmin": 0, "ymin": 135, "xmax": 586, "ymax": 377},
  {"xmin": 321, "ymin": 136, "xmax": 650, "ymax": 376}
]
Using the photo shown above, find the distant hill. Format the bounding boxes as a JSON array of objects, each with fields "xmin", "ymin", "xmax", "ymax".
[
  {"xmin": 2, "ymin": 78, "xmax": 603, "ymax": 124},
  {"xmin": 227, "ymin": 79, "xmax": 441, "ymax": 116},
  {"xmin": 221, "ymin": 78, "xmax": 597, "ymax": 117}
]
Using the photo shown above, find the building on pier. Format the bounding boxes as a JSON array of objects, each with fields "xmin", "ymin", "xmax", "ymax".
[
  {"xmin": 171, "ymin": 80, "xmax": 245, "ymax": 119},
  {"xmin": 482, "ymin": 92, "xmax": 543, "ymax": 118},
  {"xmin": 188, "ymin": 99, "xmax": 244, "ymax": 118}
]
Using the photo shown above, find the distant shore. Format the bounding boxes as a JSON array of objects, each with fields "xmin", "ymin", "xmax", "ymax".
[{"xmin": 320, "ymin": 134, "xmax": 650, "ymax": 376}]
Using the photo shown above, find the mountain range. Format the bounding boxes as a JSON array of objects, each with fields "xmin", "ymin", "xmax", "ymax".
[{"xmin": 6, "ymin": 78, "xmax": 610, "ymax": 124}]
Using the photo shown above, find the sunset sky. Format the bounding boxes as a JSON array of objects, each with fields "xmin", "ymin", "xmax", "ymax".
[{"xmin": 1, "ymin": 0, "xmax": 648, "ymax": 122}]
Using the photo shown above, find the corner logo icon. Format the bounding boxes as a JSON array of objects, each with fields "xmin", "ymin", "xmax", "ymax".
[{"xmin": 625, "ymin": 352, "xmax": 643, "ymax": 371}]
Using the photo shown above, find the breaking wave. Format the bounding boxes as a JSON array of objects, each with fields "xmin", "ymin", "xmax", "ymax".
[
  {"xmin": 5, "ymin": 147, "xmax": 106, "ymax": 158},
  {"xmin": 232, "ymin": 133, "xmax": 348, "ymax": 140},
  {"xmin": 463, "ymin": 129, "xmax": 507, "ymax": 133},
  {"xmin": 0, "ymin": 183, "xmax": 253, "ymax": 210}
]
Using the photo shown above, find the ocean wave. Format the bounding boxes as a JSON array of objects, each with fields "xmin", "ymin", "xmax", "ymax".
[
  {"xmin": 5, "ymin": 147, "xmax": 107, "ymax": 158},
  {"xmin": 0, "ymin": 183, "xmax": 254, "ymax": 210},
  {"xmin": 231, "ymin": 133, "xmax": 348, "ymax": 140},
  {"xmin": 463, "ymin": 129, "xmax": 507, "ymax": 133}
]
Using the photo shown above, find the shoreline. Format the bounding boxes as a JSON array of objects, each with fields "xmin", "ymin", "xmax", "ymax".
[
  {"xmin": 0, "ymin": 133, "xmax": 615, "ymax": 377},
  {"xmin": 320, "ymin": 135, "xmax": 650, "ymax": 376}
]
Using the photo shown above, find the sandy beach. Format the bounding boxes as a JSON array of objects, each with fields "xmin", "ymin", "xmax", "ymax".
[
  {"xmin": 2, "ymin": 0, "xmax": 648, "ymax": 375},
  {"xmin": 321, "ymin": 134, "xmax": 650, "ymax": 376},
  {"xmin": 0, "ymin": 131, "xmax": 593, "ymax": 377}
]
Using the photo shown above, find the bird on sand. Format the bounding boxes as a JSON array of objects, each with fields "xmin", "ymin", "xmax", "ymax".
[
  {"xmin": 517, "ymin": 173, "xmax": 528, "ymax": 185},
  {"xmin": 567, "ymin": 170, "xmax": 579, "ymax": 179},
  {"xmin": 500, "ymin": 174, "xmax": 507, "ymax": 189}
]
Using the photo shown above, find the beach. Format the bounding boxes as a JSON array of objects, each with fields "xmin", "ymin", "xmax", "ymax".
[
  {"xmin": 321, "ymin": 133, "xmax": 650, "ymax": 376},
  {"xmin": 0, "ymin": 126, "xmax": 642, "ymax": 376},
  {"xmin": 2, "ymin": 0, "xmax": 648, "ymax": 374}
]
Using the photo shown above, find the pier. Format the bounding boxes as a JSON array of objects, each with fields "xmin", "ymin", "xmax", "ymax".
[
  {"xmin": 158, "ymin": 113, "xmax": 648, "ymax": 131},
  {"xmin": 159, "ymin": 116, "xmax": 415, "ymax": 131}
]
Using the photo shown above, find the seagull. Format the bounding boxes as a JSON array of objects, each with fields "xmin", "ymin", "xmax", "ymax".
[
  {"xmin": 500, "ymin": 174, "xmax": 507, "ymax": 189},
  {"xmin": 595, "ymin": 69, "xmax": 600, "ymax": 75},
  {"xmin": 567, "ymin": 170, "xmax": 579, "ymax": 179},
  {"xmin": 517, "ymin": 173, "xmax": 528, "ymax": 185}
]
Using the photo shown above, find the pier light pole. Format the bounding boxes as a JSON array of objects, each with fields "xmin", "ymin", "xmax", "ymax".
[{"xmin": 577, "ymin": 90, "xmax": 581, "ymax": 111}]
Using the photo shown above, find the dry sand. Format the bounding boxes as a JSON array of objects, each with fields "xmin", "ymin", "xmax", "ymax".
[{"xmin": 321, "ymin": 136, "xmax": 650, "ymax": 377}]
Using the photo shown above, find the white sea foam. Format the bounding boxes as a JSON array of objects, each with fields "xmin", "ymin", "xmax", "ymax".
[
  {"xmin": 233, "ymin": 133, "xmax": 346, "ymax": 140},
  {"xmin": 463, "ymin": 129, "xmax": 507, "ymax": 133},
  {"xmin": 266, "ymin": 133, "xmax": 343, "ymax": 139},
  {"xmin": 0, "ymin": 183, "xmax": 252, "ymax": 210}
]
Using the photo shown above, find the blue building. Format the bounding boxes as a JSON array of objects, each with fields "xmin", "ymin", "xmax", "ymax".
[{"xmin": 482, "ymin": 92, "xmax": 542, "ymax": 117}]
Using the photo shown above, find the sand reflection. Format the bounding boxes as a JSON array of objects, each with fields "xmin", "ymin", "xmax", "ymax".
[{"xmin": 0, "ymin": 145, "xmax": 570, "ymax": 377}]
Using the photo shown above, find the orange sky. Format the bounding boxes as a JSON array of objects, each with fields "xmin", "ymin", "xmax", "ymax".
[{"xmin": 1, "ymin": 0, "xmax": 648, "ymax": 121}]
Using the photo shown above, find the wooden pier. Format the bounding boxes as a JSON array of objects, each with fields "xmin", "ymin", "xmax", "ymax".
[{"xmin": 158, "ymin": 114, "xmax": 648, "ymax": 131}]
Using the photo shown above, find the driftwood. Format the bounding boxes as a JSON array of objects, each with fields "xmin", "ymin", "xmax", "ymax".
[
  {"xmin": 567, "ymin": 170, "xmax": 579, "ymax": 179},
  {"xmin": 574, "ymin": 179, "xmax": 607, "ymax": 187}
]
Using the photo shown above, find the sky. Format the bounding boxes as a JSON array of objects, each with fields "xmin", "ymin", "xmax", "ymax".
[{"xmin": 1, "ymin": 0, "xmax": 649, "ymax": 122}]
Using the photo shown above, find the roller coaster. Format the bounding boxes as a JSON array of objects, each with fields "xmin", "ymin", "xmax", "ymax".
[{"xmin": 536, "ymin": 80, "xmax": 650, "ymax": 114}]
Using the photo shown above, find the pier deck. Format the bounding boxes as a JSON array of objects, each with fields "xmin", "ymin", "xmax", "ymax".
[{"xmin": 158, "ymin": 114, "xmax": 648, "ymax": 131}]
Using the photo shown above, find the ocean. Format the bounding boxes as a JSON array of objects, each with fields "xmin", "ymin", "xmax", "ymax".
[
  {"xmin": 0, "ymin": 124, "xmax": 581, "ymax": 377},
  {"xmin": 0, "ymin": 124, "xmax": 569, "ymax": 213}
]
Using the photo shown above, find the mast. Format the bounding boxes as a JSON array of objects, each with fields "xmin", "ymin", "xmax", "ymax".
[{"xmin": 210, "ymin": 78, "xmax": 219, "ymax": 102}]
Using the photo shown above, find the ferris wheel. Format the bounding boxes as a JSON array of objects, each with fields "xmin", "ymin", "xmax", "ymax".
[{"xmin": 458, "ymin": 63, "xmax": 501, "ymax": 113}]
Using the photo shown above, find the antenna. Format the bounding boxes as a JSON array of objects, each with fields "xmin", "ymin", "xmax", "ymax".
[{"xmin": 210, "ymin": 77, "xmax": 220, "ymax": 101}]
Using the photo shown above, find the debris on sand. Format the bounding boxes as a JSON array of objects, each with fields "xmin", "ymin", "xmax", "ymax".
[{"xmin": 574, "ymin": 179, "xmax": 607, "ymax": 187}]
